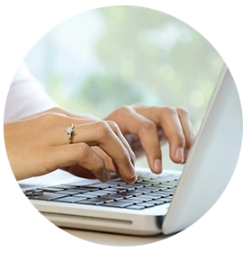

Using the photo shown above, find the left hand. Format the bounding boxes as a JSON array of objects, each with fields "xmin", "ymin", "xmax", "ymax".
[{"xmin": 100, "ymin": 104, "xmax": 195, "ymax": 174}]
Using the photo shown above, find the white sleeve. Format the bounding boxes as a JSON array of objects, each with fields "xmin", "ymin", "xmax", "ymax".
[{"xmin": 4, "ymin": 63, "xmax": 58, "ymax": 122}]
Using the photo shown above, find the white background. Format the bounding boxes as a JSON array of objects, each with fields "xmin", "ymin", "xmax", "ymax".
[{"xmin": 0, "ymin": 0, "xmax": 248, "ymax": 255}]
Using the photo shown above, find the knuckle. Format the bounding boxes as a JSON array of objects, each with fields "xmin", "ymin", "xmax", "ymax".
[
  {"xmin": 106, "ymin": 121, "xmax": 120, "ymax": 134},
  {"xmin": 116, "ymin": 105, "xmax": 132, "ymax": 114},
  {"xmin": 139, "ymin": 121, "xmax": 157, "ymax": 134},
  {"xmin": 174, "ymin": 132, "xmax": 185, "ymax": 146},
  {"xmin": 120, "ymin": 149, "xmax": 130, "ymax": 162},
  {"xmin": 73, "ymin": 143, "xmax": 90, "ymax": 159},
  {"xmin": 91, "ymin": 157, "xmax": 104, "ymax": 172},
  {"xmin": 177, "ymin": 107, "xmax": 189, "ymax": 117},
  {"xmin": 167, "ymin": 130, "xmax": 185, "ymax": 146},
  {"xmin": 95, "ymin": 121, "xmax": 112, "ymax": 136},
  {"xmin": 163, "ymin": 106, "xmax": 177, "ymax": 116}
]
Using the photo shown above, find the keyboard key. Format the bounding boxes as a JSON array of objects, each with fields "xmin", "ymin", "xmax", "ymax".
[
  {"xmin": 56, "ymin": 190, "xmax": 80, "ymax": 196},
  {"xmin": 73, "ymin": 193, "xmax": 98, "ymax": 199},
  {"xmin": 77, "ymin": 198, "xmax": 105, "ymax": 205},
  {"xmin": 153, "ymin": 184, "xmax": 176, "ymax": 189},
  {"xmin": 93, "ymin": 196, "xmax": 115, "ymax": 203},
  {"xmin": 136, "ymin": 196, "xmax": 154, "ymax": 202},
  {"xmin": 64, "ymin": 180, "xmax": 100, "ymax": 187},
  {"xmin": 103, "ymin": 200, "xmax": 133, "ymax": 208},
  {"xmin": 160, "ymin": 191, "xmax": 175, "ymax": 196},
  {"xmin": 156, "ymin": 179, "xmax": 176, "ymax": 184},
  {"xmin": 139, "ymin": 194, "xmax": 161, "ymax": 200},
  {"xmin": 134, "ymin": 179, "xmax": 144, "ymax": 183},
  {"xmin": 29, "ymin": 193, "xmax": 67, "ymax": 201},
  {"xmin": 134, "ymin": 188, "xmax": 151, "ymax": 194},
  {"xmin": 49, "ymin": 185, "xmax": 78, "ymax": 189},
  {"xmin": 104, "ymin": 187, "xmax": 127, "ymax": 193},
  {"xmin": 24, "ymin": 189, "xmax": 37, "ymax": 193},
  {"xmin": 137, "ymin": 202, "xmax": 155, "ymax": 208},
  {"xmin": 54, "ymin": 196, "xmax": 87, "ymax": 203},
  {"xmin": 149, "ymin": 192, "xmax": 173, "ymax": 197},
  {"xmin": 62, "ymin": 189, "xmax": 90, "ymax": 194},
  {"xmin": 83, "ymin": 184, "xmax": 111, "ymax": 189},
  {"xmin": 158, "ymin": 198, "xmax": 172, "ymax": 203},
  {"xmin": 165, "ymin": 188, "xmax": 176, "ymax": 192},
  {"xmin": 118, "ymin": 186, "xmax": 135, "ymax": 191},
  {"xmin": 24, "ymin": 189, "xmax": 43, "ymax": 197},
  {"xmin": 38, "ymin": 187, "xmax": 65, "ymax": 192},
  {"xmin": 126, "ymin": 205, "xmax": 145, "ymax": 210},
  {"xmin": 107, "ymin": 194, "xmax": 127, "ymax": 200},
  {"xmin": 125, "ymin": 198, "xmax": 144, "ymax": 204},
  {"xmin": 118, "ymin": 191, "xmax": 142, "ymax": 198},
  {"xmin": 117, "ymin": 184, "xmax": 141, "ymax": 189},
  {"xmin": 140, "ymin": 181, "xmax": 158, "ymax": 187},
  {"xmin": 91, "ymin": 191, "xmax": 110, "ymax": 197},
  {"xmin": 76, "ymin": 187, "xmax": 98, "ymax": 192},
  {"xmin": 152, "ymin": 200, "xmax": 165, "ymax": 206},
  {"xmin": 165, "ymin": 181, "xmax": 178, "ymax": 185},
  {"xmin": 34, "ymin": 191, "xmax": 44, "ymax": 196},
  {"xmin": 77, "ymin": 200, "xmax": 102, "ymax": 205},
  {"xmin": 25, "ymin": 191, "xmax": 34, "ymax": 197},
  {"xmin": 137, "ymin": 187, "xmax": 159, "ymax": 194},
  {"xmin": 105, "ymin": 179, "xmax": 123, "ymax": 186},
  {"xmin": 133, "ymin": 185, "xmax": 145, "ymax": 189}
]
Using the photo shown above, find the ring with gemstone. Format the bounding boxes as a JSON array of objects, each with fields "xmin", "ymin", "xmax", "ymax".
[{"xmin": 66, "ymin": 124, "xmax": 76, "ymax": 144}]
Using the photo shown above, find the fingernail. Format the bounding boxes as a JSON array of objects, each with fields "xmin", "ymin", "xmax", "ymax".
[
  {"xmin": 175, "ymin": 148, "xmax": 184, "ymax": 163},
  {"xmin": 129, "ymin": 165, "xmax": 136, "ymax": 178},
  {"xmin": 184, "ymin": 149, "xmax": 189, "ymax": 162},
  {"xmin": 105, "ymin": 170, "xmax": 111, "ymax": 181},
  {"xmin": 154, "ymin": 159, "xmax": 162, "ymax": 173},
  {"xmin": 127, "ymin": 174, "xmax": 137, "ymax": 184}
]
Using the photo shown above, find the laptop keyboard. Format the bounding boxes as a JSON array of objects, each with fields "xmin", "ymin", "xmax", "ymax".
[{"xmin": 24, "ymin": 172, "xmax": 181, "ymax": 210}]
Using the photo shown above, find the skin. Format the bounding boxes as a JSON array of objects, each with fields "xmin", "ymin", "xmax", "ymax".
[{"xmin": 4, "ymin": 105, "xmax": 195, "ymax": 184}]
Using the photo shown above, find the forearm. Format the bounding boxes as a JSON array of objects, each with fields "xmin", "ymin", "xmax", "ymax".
[{"xmin": 4, "ymin": 122, "xmax": 33, "ymax": 180}]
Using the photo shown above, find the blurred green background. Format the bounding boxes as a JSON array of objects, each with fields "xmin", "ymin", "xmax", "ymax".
[{"xmin": 24, "ymin": 6, "xmax": 224, "ymax": 171}]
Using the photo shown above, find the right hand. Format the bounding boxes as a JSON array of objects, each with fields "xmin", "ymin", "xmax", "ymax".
[{"xmin": 4, "ymin": 107, "xmax": 136, "ymax": 183}]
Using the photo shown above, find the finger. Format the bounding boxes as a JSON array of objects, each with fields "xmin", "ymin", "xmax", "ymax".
[
  {"xmin": 64, "ymin": 164, "xmax": 99, "ymax": 179},
  {"xmin": 135, "ymin": 106, "xmax": 186, "ymax": 164},
  {"xmin": 49, "ymin": 115, "xmax": 136, "ymax": 166},
  {"xmin": 117, "ymin": 108, "xmax": 162, "ymax": 174},
  {"xmin": 106, "ymin": 120, "xmax": 136, "ymax": 165},
  {"xmin": 48, "ymin": 143, "xmax": 111, "ymax": 182},
  {"xmin": 59, "ymin": 121, "xmax": 136, "ymax": 183},
  {"xmin": 176, "ymin": 108, "xmax": 195, "ymax": 162},
  {"xmin": 91, "ymin": 146, "xmax": 123, "ymax": 178},
  {"xmin": 158, "ymin": 108, "xmax": 186, "ymax": 163},
  {"xmin": 91, "ymin": 146, "xmax": 118, "ymax": 174}
]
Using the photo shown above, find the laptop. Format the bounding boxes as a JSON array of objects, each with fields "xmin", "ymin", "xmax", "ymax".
[{"xmin": 18, "ymin": 67, "xmax": 242, "ymax": 236}]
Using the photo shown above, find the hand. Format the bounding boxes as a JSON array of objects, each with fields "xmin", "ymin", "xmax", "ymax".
[
  {"xmin": 103, "ymin": 104, "xmax": 195, "ymax": 174},
  {"xmin": 4, "ymin": 108, "xmax": 136, "ymax": 183}
]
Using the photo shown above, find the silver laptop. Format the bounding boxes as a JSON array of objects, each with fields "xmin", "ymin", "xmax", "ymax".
[{"xmin": 18, "ymin": 67, "xmax": 242, "ymax": 236}]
